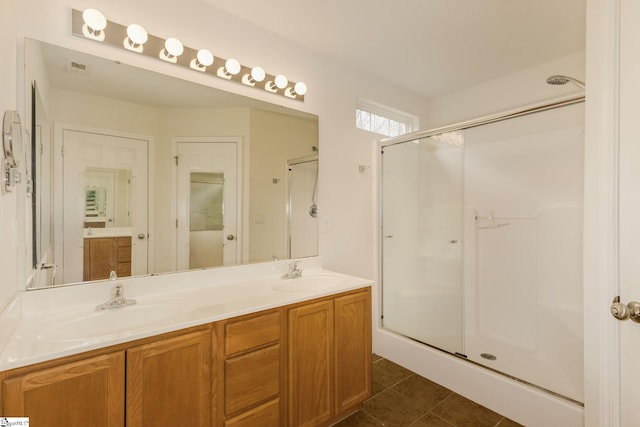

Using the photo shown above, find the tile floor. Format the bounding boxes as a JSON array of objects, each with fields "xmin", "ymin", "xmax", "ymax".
[{"xmin": 333, "ymin": 355, "xmax": 523, "ymax": 427}]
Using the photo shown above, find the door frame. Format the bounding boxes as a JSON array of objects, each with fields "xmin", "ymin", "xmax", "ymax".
[
  {"xmin": 53, "ymin": 123, "xmax": 155, "ymax": 282},
  {"xmin": 172, "ymin": 137, "xmax": 245, "ymax": 268},
  {"xmin": 584, "ymin": 0, "xmax": 622, "ymax": 425}
]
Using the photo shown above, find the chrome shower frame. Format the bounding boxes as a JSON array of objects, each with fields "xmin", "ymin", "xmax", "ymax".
[{"xmin": 376, "ymin": 93, "xmax": 586, "ymax": 403}]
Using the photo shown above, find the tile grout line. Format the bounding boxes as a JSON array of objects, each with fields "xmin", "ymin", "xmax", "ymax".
[
  {"xmin": 360, "ymin": 407, "xmax": 387, "ymax": 426},
  {"xmin": 408, "ymin": 410, "xmax": 457, "ymax": 427}
]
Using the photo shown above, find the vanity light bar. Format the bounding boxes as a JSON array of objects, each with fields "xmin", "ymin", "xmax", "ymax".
[{"xmin": 70, "ymin": 9, "xmax": 306, "ymax": 101}]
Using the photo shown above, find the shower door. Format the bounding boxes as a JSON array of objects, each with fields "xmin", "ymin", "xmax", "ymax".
[
  {"xmin": 288, "ymin": 158, "xmax": 318, "ymax": 259},
  {"xmin": 381, "ymin": 133, "xmax": 464, "ymax": 354}
]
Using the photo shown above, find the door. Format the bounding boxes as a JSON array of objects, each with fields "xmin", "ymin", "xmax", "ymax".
[
  {"xmin": 288, "ymin": 300, "xmax": 334, "ymax": 426},
  {"xmin": 126, "ymin": 330, "xmax": 212, "ymax": 427},
  {"xmin": 176, "ymin": 141, "xmax": 239, "ymax": 270},
  {"xmin": 381, "ymin": 137, "xmax": 464, "ymax": 355},
  {"xmin": 62, "ymin": 129, "xmax": 148, "ymax": 283},
  {"xmin": 334, "ymin": 290, "xmax": 372, "ymax": 415},
  {"xmin": 618, "ymin": 0, "xmax": 640, "ymax": 423},
  {"xmin": 2, "ymin": 352, "xmax": 124, "ymax": 426}
]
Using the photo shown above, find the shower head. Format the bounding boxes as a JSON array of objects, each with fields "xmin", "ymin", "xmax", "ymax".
[{"xmin": 546, "ymin": 75, "xmax": 585, "ymax": 89}]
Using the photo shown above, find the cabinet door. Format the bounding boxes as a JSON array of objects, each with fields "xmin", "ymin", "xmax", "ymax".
[
  {"xmin": 288, "ymin": 300, "xmax": 334, "ymax": 427},
  {"xmin": 2, "ymin": 352, "xmax": 124, "ymax": 427},
  {"xmin": 334, "ymin": 290, "xmax": 372, "ymax": 415},
  {"xmin": 127, "ymin": 330, "xmax": 211, "ymax": 427},
  {"xmin": 84, "ymin": 237, "xmax": 117, "ymax": 281}
]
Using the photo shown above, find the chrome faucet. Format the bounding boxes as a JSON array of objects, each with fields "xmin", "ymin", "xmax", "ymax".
[
  {"xmin": 96, "ymin": 284, "xmax": 137, "ymax": 311},
  {"xmin": 281, "ymin": 261, "xmax": 302, "ymax": 279}
]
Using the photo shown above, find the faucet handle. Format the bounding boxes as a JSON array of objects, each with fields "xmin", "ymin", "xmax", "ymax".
[
  {"xmin": 112, "ymin": 284, "xmax": 124, "ymax": 298},
  {"xmin": 109, "ymin": 271, "xmax": 118, "ymax": 280},
  {"xmin": 288, "ymin": 261, "xmax": 300, "ymax": 272}
]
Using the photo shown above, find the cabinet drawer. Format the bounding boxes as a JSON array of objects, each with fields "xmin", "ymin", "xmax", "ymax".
[
  {"xmin": 116, "ymin": 237, "xmax": 131, "ymax": 247},
  {"xmin": 224, "ymin": 398, "xmax": 280, "ymax": 427},
  {"xmin": 117, "ymin": 246, "xmax": 131, "ymax": 262},
  {"xmin": 117, "ymin": 263, "xmax": 131, "ymax": 277},
  {"xmin": 225, "ymin": 344, "xmax": 280, "ymax": 416},
  {"xmin": 225, "ymin": 311, "xmax": 280, "ymax": 355}
]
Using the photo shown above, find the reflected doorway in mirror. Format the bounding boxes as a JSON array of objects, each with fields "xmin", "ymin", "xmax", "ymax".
[
  {"xmin": 176, "ymin": 139, "xmax": 240, "ymax": 270},
  {"xmin": 60, "ymin": 128, "xmax": 149, "ymax": 283}
]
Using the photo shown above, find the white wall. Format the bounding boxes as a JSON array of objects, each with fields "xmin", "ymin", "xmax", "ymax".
[
  {"xmin": 6, "ymin": 0, "xmax": 430, "ymax": 301},
  {"xmin": 0, "ymin": 0, "xmax": 21, "ymax": 311},
  {"xmin": 427, "ymin": 52, "xmax": 585, "ymax": 127},
  {"xmin": 249, "ymin": 109, "xmax": 317, "ymax": 262}
]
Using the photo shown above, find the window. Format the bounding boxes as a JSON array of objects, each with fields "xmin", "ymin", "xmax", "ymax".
[{"xmin": 355, "ymin": 99, "xmax": 417, "ymax": 137}]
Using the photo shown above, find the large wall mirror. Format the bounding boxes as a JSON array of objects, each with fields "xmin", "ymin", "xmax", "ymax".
[{"xmin": 26, "ymin": 38, "xmax": 319, "ymax": 289}]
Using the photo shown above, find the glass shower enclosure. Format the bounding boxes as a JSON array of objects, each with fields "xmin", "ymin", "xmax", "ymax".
[{"xmin": 381, "ymin": 98, "xmax": 585, "ymax": 403}]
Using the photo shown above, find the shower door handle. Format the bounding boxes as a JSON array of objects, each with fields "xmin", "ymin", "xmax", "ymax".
[{"xmin": 610, "ymin": 296, "xmax": 640, "ymax": 323}]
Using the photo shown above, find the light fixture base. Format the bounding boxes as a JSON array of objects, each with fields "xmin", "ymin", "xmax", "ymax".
[{"xmin": 71, "ymin": 8, "xmax": 305, "ymax": 102}]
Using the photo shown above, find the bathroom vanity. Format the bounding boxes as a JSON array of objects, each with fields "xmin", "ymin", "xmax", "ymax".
[
  {"xmin": 0, "ymin": 261, "xmax": 372, "ymax": 426},
  {"xmin": 83, "ymin": 235, "xmax": 132, "ymax": 281}
]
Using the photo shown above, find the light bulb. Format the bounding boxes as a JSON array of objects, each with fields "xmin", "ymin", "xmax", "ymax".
[
  {"xmin": 274, "ymin": 74, "xmax": 288, "ymax": 89},
  {"xmin": 82, "ymin": 8, "xmax": 107, "ymax": 32},
  {"xmin": 294, "ymin": 82, "xmax": 308, "ymax": 96},
  {"xmin": 126, "ymin": 24, "xmax": 148, "ymax": 46},
  {"xmin": 251, "ymin": 66, "xmax": 266, "ymax": 82},
  {"xmin": 196, "ymin": 49, "xmax": 214, "ymax": 67},
  {"xmin": 164, "ymin": 38, "xmax": 184, "ymax": 57},
  {"xmin": 225, "ymin": 58, "xmax": 241, "ymax": 75}
]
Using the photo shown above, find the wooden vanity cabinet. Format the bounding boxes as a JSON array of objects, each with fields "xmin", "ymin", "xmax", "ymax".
[
  {"xmin": 334, "ymin": 290, "xmax": 372, "ymax": 415},
  {"xmin": 127, "ymin": 329, "xmax": 212, "ymax": 427},
  {"xmin": 0, "ymin": 287, "xmax": 371, "ymax": 427},
  {"xmin": 217, "ymin": 308, "xmax": 286, "ymax": 427},
  {"xmin": 84, "ymin": 236, "xmax": 132, "ymax": 281},
  {"xmin": 288, "ymin": 288, "xmax": 372, "ymax": 427},
  {"xmin": 288, "ymin": 300, "xmax": 335, "ymax": 426},
  {"xmin": 1, "ymin": 352, "xmax": 125, "ymax": 426},
  {"xmin": 0, "ymin": 326, "xmax": 212, "ymax": 427}
]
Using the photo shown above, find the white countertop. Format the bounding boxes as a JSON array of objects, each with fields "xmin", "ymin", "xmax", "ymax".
[
  {"xmin": 0, "ymin": 258, "xmax": 373, "ymax": 371},
  {"xmin": 83, "ymin": 227, "xmax": 132, "ymax": 239}
]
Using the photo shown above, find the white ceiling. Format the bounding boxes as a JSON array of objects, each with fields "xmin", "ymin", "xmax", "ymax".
[
  {"xmin": 33, "ymin": 40, "xmax": 316, "ymax": 118},
  {"xmin": 202, "ymin": 0, "xmax": 586, "ymax": 99}
]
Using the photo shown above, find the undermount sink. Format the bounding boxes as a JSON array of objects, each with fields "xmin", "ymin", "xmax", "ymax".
[
  {"xmin": 36, "ymin": 303, "xmax": 182, "ymax": 342},
  {"xmin": 272, "ymin": 273, "xmax": 345, "ymax": 293}
]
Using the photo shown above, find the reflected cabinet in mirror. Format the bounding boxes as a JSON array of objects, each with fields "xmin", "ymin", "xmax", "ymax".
[{"xmin": 26, "ymin": 38, "xmax": 319, "ymax": 289}]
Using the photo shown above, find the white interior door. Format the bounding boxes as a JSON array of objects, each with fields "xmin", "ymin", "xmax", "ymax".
[
  {"xmin": 618, "ymin": 0, "xmax": 640, "ymax": 423},
  {"xmin": 176, "ymin": 141, "xmax": 238, "ymax": 270},
  {"xmin": 61, "ymin": 129, "xmax": 148, "ymax": 283}
]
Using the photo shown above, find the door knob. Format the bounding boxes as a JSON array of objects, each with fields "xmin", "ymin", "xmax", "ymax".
[
  {"xmin": 610, "ymin": 296, "xmax": 640, "ymax": 322},
  {"xmin": 137, "ymin": 233, "xmax": 146, "ymax": 240},
  {"xmin": 226, "ymin": 234, "xmax": 235, "ymax": 241},
  {"xmin": 628, "ymin": 301, "xmax": 640, "ymax": 323}
]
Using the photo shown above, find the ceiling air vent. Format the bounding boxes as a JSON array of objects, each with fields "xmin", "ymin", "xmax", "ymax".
[{"xmin": 65, "ymin": 58, "xmax": 92, "ymax": 75}]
